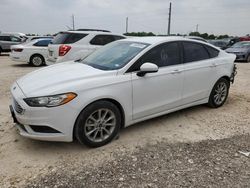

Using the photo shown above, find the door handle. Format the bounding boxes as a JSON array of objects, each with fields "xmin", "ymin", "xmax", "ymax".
[{"xmin": 171, "ymin": 69, "xmax": 182, "ymax": 74}]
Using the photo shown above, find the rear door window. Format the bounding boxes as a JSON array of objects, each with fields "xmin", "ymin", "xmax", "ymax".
[
  {"xmin": 51, "ymin": 33, "xmax": 87, "ymax": 44},
  {"xmin": 204, "ymin": 45, "xmax": 219, "ymax": 58},
  {"xmin": 90, "ymin": 35, "xmax": 117, "ymax": 46},
  {"xmin": 33, "ymin": 40, "xmax": 52, "ymax": 47},
  {"xmin": 183, "ymin": 42, "xmax": 210, "ymax": 63},
  {"xmin": 10, "ymin": 36, "xmax": 22, "ymax": 42}
]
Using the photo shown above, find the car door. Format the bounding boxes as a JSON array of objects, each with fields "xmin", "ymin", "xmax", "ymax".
[
  {"xmin": 129, "ymin": 42, "xmax": 184, "ymax": 120},
  {"xmin": 33, "ymin": 40, "xmax": 52, "ymax": 58},
  {"xmin": 181, "ymin": 41, "xmax": 217, "ymax": 104}
]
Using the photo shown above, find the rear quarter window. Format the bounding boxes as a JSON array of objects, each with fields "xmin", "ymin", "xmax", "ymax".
[
  {"xmin": 33, "ymin": 40, "xmax": 52, "ymax": 47},
  {"xmin": 205, "ymin": 45, "xmax": 220, "ymax": 58},
  {"xmin": 52, "ymin": 33, "xmax": 87, "ymax": 44},
  {"xmin": 183, "ymin": 42, "xmax": 210, "ymax": 63}
]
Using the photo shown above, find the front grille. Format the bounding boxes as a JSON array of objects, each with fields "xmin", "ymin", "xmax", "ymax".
[{"xmin": 13, "ymin": 98, "xmax": 24, "ymax": 114}]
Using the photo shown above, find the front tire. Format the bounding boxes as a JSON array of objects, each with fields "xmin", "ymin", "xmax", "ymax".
[
  {"xmin": 75, "ymin": 101, "xmax": 121, "ymax": 147},
  {"xmin": 30, "ymin": 54, "xmax": 44, "ymax": 67},
  {"xmin": 208, "ymin": 78, "xmax": 230, "ymax": 108}
]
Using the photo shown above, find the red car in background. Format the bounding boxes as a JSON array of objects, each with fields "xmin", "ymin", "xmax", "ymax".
[{"xmin": 240, "ymin": 36, "xmax": 250, "ymax": 41}]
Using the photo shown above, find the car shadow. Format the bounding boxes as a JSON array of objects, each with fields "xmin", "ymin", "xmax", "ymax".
[
  {"xmin": 11, "ymin": 64, "xmax": 33, "ymax": 68},
  {"xmin": 0, "ymin": 53, "xmax": 9, "ymax": 56}
]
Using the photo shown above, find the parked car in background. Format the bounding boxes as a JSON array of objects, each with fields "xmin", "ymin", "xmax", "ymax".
[
  {"xmin": 226, "ymin": 41, "xmax": 250, "ymax": 62},
  {"xmin": 25, "ymin": 36, "xmax": 53, "ymax": 43},
  {"xmin": 239, "ymin": 36, "xmax": 250, "ymax": 42},
  {"xmin": 209, "ymin": 40, "xmax": 228, "ymax": 50},
  {"xmin": 47, "ymin": 29, "xmax": 126, "ymax": 65},
  {"xmin": 0, "ymin": 33, "xmax": 25, "ymax": 55},
  {"xmin": 10, "ymin": 37, "xmax": 236, "ymax": 147},
  {"xmin": 10, "ymin": 38, "xmax": 52, "ymax": 66}
]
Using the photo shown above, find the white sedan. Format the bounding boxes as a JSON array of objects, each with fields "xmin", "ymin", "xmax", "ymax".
[
  {"xmin": 10, "ymin": 37, "xmax": 236, "ymax": 147},
  {"xmin": 10, "ymin": 39, "xmax": 52, "ymax": 66}
]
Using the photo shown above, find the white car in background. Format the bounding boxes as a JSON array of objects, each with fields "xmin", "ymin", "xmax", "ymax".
[
  {"xmin": 10, "ymin": 38, "xmax": 52, "ymax": 66},
  {"xmin": 47, "ymin": 29, "xmax": 126, "ymax": 65},
  {"xmin": 10, "ymin": 37, "xmax": 236, "ymax": 147}
]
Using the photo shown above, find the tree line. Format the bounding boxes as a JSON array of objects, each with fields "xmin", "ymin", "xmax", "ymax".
[{"xmin": 124, "ymin": 31, "xmax": 232, "ymax": 39}]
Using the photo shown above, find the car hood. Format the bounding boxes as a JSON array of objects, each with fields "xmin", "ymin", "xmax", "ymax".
[
  {"xmin": 16, "ymin": 61, "xmax": 117, "ymax": 97},
  {"xmin": 226, "ymin": 47, "xmax": 248, "ymax": 53}
]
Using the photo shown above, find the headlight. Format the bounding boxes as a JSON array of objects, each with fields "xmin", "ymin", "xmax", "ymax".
[{"xmin": 24, "ymin": 93, "xmax": 77, "ymax": 107}]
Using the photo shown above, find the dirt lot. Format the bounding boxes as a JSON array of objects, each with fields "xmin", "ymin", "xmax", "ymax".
[{"xmin": 0, "ymin": 55, "xmax": 250, "ymax": 187}]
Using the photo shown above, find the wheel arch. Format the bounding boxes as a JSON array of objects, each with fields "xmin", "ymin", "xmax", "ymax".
[
  {"xmin": 73, "ymin": 98, "xmax": 126, "ymax": 140},
  {"xmin": 220, "ymin": 75, "xmax": 230, "ymax": 83}
]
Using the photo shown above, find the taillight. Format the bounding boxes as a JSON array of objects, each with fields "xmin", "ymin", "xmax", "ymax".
[
  {"xmin": 13, "ymin": 48, "xmax": 23, "ymax": 52},
  {"xmin": 59, "ymin": 45, "xmax": 71, "ymax": 56}
]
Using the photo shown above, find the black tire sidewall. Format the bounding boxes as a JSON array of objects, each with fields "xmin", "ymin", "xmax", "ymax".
[
  {"xmin": 75, "ymin": 101, "xmax": 121, "ymax": 147},
  {"xmin": 208, "ymin": 78, "xmax": 230, "ymax": 108},
  {"xmin": 247, "ymin": 55, "xmax": 250, "ymax": 63},
  {"xmin": 31, "ymin": 55, "xmax": 44, "ymax": 66}
]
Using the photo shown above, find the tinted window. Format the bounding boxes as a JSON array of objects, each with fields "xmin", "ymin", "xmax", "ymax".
[
  {"xmin": 205, "ymin": 45, "xmax": 219, "ymax": 58},
  {"xmin": 0, "ymin": 36, "xmax": 11, "ymax": 41},
  {"xmin": 183, "ymin": 42, "xmax": 210, "ymax": 63},
  {"xmin": 114, "ymin": 35, "xmax": 125, "ymax": 40},
  {"xmin": 33, "ymin": 40, "xmax": 52, "ymax": 47},
  {"xmin": 90, "ymin": 35, "xmax": 116, "ymax": 46},
  {"xmin": 128, "ymin": 42, "xmax": 181, "ymax": 72},
  {"xmin": 10, "ymin": 36, "xmax": 21, "ymax": 42},
  {"xmin": 52, "ymin": 33, "xmax": 87, "ymax": 44}
]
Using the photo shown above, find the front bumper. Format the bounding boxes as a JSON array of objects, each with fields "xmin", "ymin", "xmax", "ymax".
[{"xmin": 10, "ymin": 83, "xmax": 79, "ymax": 142}]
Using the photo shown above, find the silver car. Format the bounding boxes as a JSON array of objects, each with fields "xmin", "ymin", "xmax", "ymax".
[
  {"xmin": 226, "ymin": 41, "xmax": 250, "ymax": 62},
  {"xmin": 0, "ymin": 34, "xmax": 23, "ymax": 55}
]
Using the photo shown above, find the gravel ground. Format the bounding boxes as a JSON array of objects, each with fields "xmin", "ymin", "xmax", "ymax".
[
  {"xmin": 0, "ymin": 55, "xmax": 249, "ymax": 187},
  {"xmin": 26, "ymin": 135, "xmax": 250, "ymax": 188}
]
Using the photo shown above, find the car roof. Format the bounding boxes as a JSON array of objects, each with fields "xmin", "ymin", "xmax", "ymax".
[
  {"xmin": 122, "ymin": 36, "xmax": 197, "ymax": 45},
  {"xmin": 59, "ymin": 30, "xmax": 124, "ymax": 36}
]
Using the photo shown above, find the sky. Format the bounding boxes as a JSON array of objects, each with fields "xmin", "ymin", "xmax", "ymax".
[{"xmin": 0, "ymin": 0, "xmax": 249, "ymax": 36}]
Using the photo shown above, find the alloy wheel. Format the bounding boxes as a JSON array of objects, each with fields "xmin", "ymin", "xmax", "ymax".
[
  {"xmin": 213, "ymin": 82, "xmax": 228, "ymax": 105},
  {"xmin": 32, "ymin": 56, "xmax": 43, "ymax": 66},
  {"xmin": 84, "ymin": 108, "xmax": 116, "ymax": 143}
]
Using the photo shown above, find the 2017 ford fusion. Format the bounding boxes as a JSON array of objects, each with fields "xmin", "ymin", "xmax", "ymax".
[{"xmin": 10, "ymin": 37, "xmax": 236, "ymax": 147}]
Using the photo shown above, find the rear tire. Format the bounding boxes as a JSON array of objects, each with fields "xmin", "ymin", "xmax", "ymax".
[
  {"xmin": 30, "ymin": 54, "xmax": 44, "ymax": 67},
  {"xmin": 247, "ymin": 55, "xmax": 250, "ymax": 63},
  {"xmin": 75, "ymin": 101, "xmax": 121, "ymax": 147},
  {"xmin": 208, "ymin": 78, "xmax": 230, "ymax": 108},
  {"xmin": 0, "ymin": 47, "xmax": 2, "ymax": 56}
]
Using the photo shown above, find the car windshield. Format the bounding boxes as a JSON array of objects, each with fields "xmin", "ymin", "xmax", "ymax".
[
  {"xmin": 80, "ymin": 41, "xmax": 149, "ymax": 70},
  {"xmin": 232, "ymin": 42, "xmax": 250, "ymax": 48}
]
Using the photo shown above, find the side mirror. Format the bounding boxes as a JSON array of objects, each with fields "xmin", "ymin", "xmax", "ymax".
[{"xmin": 137, "ymin": 63, "xmax": 159, "ymax": 77}]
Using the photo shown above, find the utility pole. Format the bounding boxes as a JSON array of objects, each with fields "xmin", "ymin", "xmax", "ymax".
[
  {"xmin": 167, "ymin": 2, "xmax": 172, "ymax": 35},
  {"xmin": 72, "ymin": 14, "xmax": 75, "ymax": 30},
  {"xmin": 196, "ymin": 24, "xmax": 199, "ymax": 32},
  {"xmin": 126, "ymin": 17, "xmax": 128, "ymax": 33}
]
